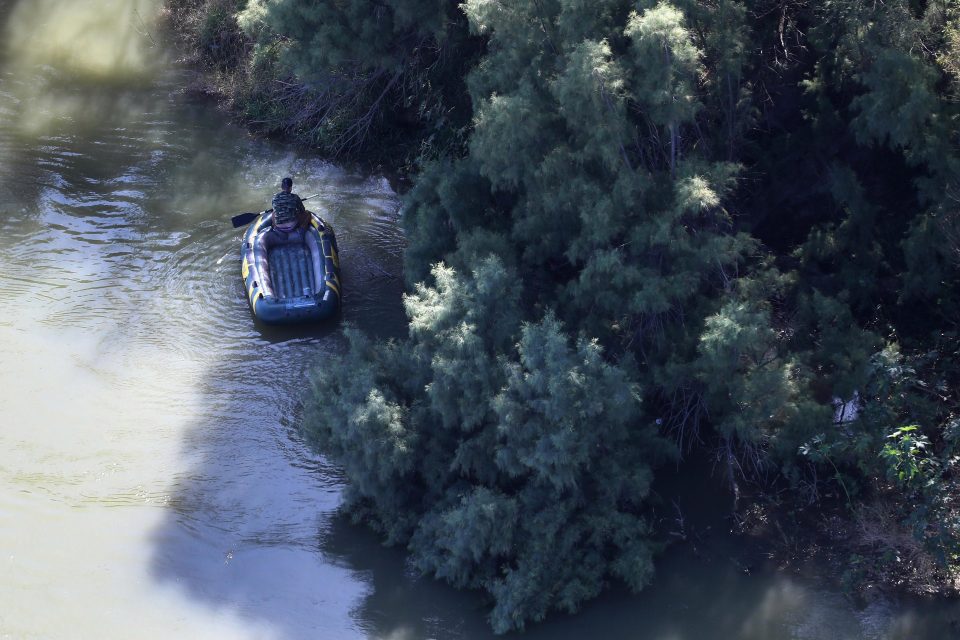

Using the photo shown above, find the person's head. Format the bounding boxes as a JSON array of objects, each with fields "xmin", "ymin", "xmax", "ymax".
[{"xmin": 280, "ymin": 177, "xmax": 293, "ymax": 192}]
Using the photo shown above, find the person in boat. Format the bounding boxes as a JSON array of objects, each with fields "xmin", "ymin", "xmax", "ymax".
[
  {"xmin": 270, "ymin": 177, "xmax": 309, "ymax": 232},
  {"xmin": 254, "ymin": 177, "xmax": 323, "ymax": 300}
]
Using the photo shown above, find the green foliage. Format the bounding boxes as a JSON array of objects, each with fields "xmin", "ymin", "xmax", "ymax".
[
  {"xmin": 304, "ymin": 260, "xmax": 672, "ymax": 632},
  {"xmin": 295, "ymin": 0, "xmax": 960, "ymax": 626},
  {"xmin": 164, "ymin": 0, "xmax": 248, "ymax": 70},
  {"xmin": 798, "ymin": 433, "xmax": 855, "ymax": 506},
  {"xmin": 695, "ymin": 295, "xmax": 798, "ymax": 444},
  {"xmin": 419, "ymin": 312, "xmax": 670, "ymax": 632},
  {"xmin": 881, "ymin": 425, "xmax": 935, "ymax": 489},
  {"xmin": 239, "ymin": 0, "xmax": 447, "ymax": 73},
  {"xmin": 794, "ymin": 340, "xmax": 960, "ymax": 569},
  {"xmin": 166, "ymin": 0, "xmax": 481, "ymax": 159},
  {"xmin": 940, "ymin": 4, "xmax": 960, "ymax": 97},
  {"xmin": 624, "ymin": 2, "xmax": 702, "ymax": 162},
  {"xmin": 867, "ymin": 344, "xmax": 960, "ymax": 567},
  {"xmin": 237, "ymin": 0, "xmax": 477, "ymax": 154}
]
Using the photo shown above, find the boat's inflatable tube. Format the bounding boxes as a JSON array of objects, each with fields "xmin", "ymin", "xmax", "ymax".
[{"xmin": 240, "ymin": 211, "xmax": 341, "ymax": 324}]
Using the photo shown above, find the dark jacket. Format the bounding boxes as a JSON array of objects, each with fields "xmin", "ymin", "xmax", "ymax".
[{"xmin": 271, "ymin": 191, "xmax": 305, "ymax": 230}]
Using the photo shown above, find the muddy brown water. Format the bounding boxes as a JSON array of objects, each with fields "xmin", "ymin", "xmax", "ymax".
[{"xmin": 1, "ymin": 2, "xmax": 958, "ymax": 638}]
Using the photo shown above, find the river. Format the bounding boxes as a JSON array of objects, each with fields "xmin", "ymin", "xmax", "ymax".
[{"xmin": 0, "ymin": 1, "xmax": 957, "ymax": 639}]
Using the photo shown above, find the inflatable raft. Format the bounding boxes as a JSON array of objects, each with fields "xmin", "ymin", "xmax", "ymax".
[{"xmin": 240, "ymin": 211, "xmax": 341, "ymax": 324}]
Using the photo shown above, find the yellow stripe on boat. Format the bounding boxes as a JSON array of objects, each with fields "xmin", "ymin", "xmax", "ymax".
[
  {"xmin": 323, "ymin": 242, "xmax": 339, "ymax": 268},
  {"xmin": 242, "ymin": 257, "xmax": 250, "ymax": 279}
]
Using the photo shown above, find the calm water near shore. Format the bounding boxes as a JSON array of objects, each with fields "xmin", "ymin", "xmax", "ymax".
[{"xmin": 0, "ymin": 1, "xmax": 957, "ymax": 638}]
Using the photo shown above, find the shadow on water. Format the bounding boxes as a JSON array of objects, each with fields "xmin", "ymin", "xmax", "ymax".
[
  {"xmin": 318, "ymin": 513, "xmax": 494, "ymax": 640},
  {"xmin": 142, "ymin": 148, "xmax": 418, "ymax": 638},
  {"xmin": 316, "ymin": 500, "xmax": 960, "ymax": 640},
  {"xmin": 145, "ymin": 303, "xmax": 381, "ymax": 637}
]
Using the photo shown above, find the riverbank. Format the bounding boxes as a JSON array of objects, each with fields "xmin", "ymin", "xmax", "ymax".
[
  {"xmin": 157, "ymin": 0, "xmax": 460, "ymax": 189},
  {"xmin": 734, "ymin": 490, "xmax": 959, "ymax": 600},
  {"xmin": 655, "ymin": 448, "xmax": 959, "ymax": 609}
]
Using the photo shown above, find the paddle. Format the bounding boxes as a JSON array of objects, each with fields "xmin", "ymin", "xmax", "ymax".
[
  {"xmin": 231, "ymin": 211, "xmax": 261, "ymax": 228},
  {"xmin": 231, "ymin": 193, "xmax": 321, "ymax": 228}
]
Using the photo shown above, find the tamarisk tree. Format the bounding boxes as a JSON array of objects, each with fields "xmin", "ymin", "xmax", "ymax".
[
  {"xmin": 305, "ymin": 258, "xmax": 672, "ymax": 632},
  {"xmin": 299, "ymin": 0, "xmax": 960, "ymax": 630},
  {"xmin": 305, "ymin": 0, "xmax": 763, "ymax": 631}
]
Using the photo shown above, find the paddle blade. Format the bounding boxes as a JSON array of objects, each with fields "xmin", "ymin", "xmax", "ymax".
[{"xmin": 231, "ymin": 212, "xmax": 259, "ymax": 228}]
